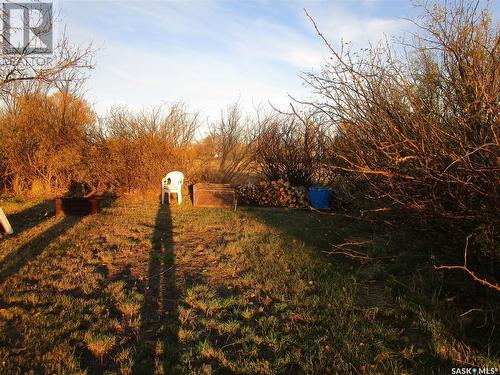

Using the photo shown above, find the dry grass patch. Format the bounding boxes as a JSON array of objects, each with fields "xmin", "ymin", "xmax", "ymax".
[{"xmin": 0, "ymin": 197, "xmax": 497, "ymax": 374}]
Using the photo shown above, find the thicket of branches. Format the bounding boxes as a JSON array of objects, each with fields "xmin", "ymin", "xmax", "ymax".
[
  {"xmin": 303, "ymin": 1, "xmax": 499, "ymax": 219},
  {"xmin": 300, "ymin": 0, "xmax": 499, "ymax": 291},
  {"xmin": 204, "ymin": 104, "xmax": 257, "ymax": 183},
  {"xmin": 84, "ymin": 105, "xmax": 198, "ymax": 193},
  {"xmin": 0, "ymin": 98, "xmax": 200, "ymax": 194},
  {"xmin": 0, "ymin": 91, "xmax": 93, "ymax": 194},
  {"xmin": 253, "ymin": 109, "xmax": 330, "ymax": 186}
]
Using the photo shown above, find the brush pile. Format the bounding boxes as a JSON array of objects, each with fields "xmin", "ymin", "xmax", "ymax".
[{"xmin": 237, "ymin": 179, "xmax": 309, "ymax": 208}]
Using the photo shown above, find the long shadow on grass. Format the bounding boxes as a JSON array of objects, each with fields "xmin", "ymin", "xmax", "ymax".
[
  {"xmin": 134, "ymin": 203, "xmax": 178, "ymax": 373},
  {"xmin": 0, "ymin": 215, "xmax": 80, "ymax": 284},
  {"xmin": 0, "ymin": 200, "xmax": 53, "ymax": 240}
]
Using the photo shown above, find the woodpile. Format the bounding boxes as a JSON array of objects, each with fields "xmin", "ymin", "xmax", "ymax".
[{"xmin": 237, "ymin": 179, "xmax": 309, "ymax": 208}]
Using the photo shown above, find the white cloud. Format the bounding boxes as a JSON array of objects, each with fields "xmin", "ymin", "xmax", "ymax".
[
  {"xmin": 300, "ymin": 2, "xmax": 409, "ymax": 47},
  {"xmin": 76, "ymin": 34, "xmax": 309, "ymax": 126},
  {"xmin": 59, "ymin": 0, "xmax": 410, "ymax": 125}
]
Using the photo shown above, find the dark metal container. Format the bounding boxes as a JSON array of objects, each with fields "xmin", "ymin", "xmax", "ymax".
[{"xmin": 55, "ymin": 197, "xmax": 101, "ymax": 216}]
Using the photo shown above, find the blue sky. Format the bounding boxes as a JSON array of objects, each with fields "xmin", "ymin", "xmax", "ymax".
[{"xmin": 58, "ymin": 0, "xmax": 499, "ymax": 121}]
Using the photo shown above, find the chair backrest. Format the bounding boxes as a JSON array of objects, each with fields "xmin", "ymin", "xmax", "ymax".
[{"xmin": 163, "ymin": 171, "xmax": 184, "ymax": 188}]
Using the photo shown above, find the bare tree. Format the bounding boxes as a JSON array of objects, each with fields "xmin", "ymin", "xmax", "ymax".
[
  {"xmin": 0, "ymin": 2, "xmax": 94, "ymax": 99},
  {"xmin": 208, "ymin": 103, "xmax": 256, "ymax": 183},
  {"xmin": 253, "ymin": 107, "xmax": 330, "ymax": 186}
]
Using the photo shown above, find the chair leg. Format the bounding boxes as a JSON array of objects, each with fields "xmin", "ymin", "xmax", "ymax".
[
  {"xmin": 178, "ymin": 191, "xmax": 182, "ymax": 205},
  {"xmin": 161, "ymin": 191, "xmax": 164, "ymax": 204},
  {"xmin": 167, "ymin": 192, "xmax": 171, "ymax": 204}
]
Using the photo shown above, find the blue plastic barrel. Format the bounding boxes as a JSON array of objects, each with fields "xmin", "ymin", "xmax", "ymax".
[{"xmin": 308, "ymin": 187, "xmax": 330, "ymax": 209}]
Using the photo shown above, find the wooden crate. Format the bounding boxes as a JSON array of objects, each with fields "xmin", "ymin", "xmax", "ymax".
[{"xmin": 193, "ymin": 183, "xmax": 237, "ymax": 208}]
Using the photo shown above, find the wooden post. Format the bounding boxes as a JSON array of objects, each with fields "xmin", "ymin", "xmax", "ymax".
[{"xmin": 0, "ymin": 207, "xmax": 14, "ymax": 235}]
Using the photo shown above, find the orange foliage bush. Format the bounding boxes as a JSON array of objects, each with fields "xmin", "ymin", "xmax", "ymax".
[{"xmin": 0, "ymin": 91, "xmax": 93, "ymax": 195}]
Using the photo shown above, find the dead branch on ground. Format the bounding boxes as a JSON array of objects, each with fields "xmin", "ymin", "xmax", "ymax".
[{"xmin": 435, "ymin": 235, "xmax": 500, "ymax": 292}]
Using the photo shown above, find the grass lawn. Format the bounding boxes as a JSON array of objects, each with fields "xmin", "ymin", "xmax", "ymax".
[{"xmin": 0, "ymin": 197, "xmax": 498, "ymax": 374}]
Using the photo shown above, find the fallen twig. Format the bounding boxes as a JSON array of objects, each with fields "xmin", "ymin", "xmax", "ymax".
[
  {"xmin": 308, "ymin": 206, "xmax": 371, "ymax": 221},
  {"xmin": 459, "ymin": 308, "xmax": 496, "ymax": 317},
  {"xmin": 324, "ymin": 240, "xmax": 411, "ymax": 261},
  {"xmin": 144, "ymin": 265, "xmax": 174, "ymax": 280},
  {"xmin": 434, "ymin": 235, "xmax": 500, "ymax": 292},
  {"xmin": 325, "ymin": 251, "xmax": 373, "ymax": 260},
  {"xmin": 331, "ymin": 240, "xmax": 372, "ymax": 249},
  {"xmin": 324, "ymin": 240, "xmax": 373, "ymax": 259}
]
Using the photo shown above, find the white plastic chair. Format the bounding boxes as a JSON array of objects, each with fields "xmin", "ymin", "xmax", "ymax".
[{"xmin": 161, "ymin": 171, "xmax": 184, "ymax": 205}]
